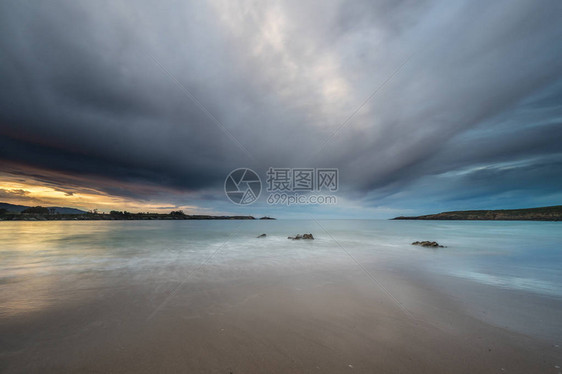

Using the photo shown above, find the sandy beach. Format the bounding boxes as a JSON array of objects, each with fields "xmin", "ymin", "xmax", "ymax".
[{"xmin": 1, "ymin": 259, "xmax": 560, "ymax": 374}]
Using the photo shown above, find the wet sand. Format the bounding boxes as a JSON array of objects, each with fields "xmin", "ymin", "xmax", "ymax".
[{"xmin": 1, "ymin": 261, "xmax": 560, "ymax": 374}]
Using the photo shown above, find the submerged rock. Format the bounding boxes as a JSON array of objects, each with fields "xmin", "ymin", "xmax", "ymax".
[
  {"xmin": 288, "ymin": 233, "xmax": 314, "ymax": 240},
  {"xmin": 412, "ymin": 241, "xmax": 444, "ymax": 248},
  {"xmin": 257, "ymin": 233, "xmax": 267, "ymax": 238}
]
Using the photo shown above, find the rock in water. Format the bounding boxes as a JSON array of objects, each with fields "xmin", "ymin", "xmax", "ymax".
[
  {"xmin": 257, "ymin": 233, "xmax": 267, "ymax": 238},
  {"xmin": 288, "ymin": 233, "xmax": 314, "ymax": 240},
  {"xmin": 412, "ymin": 241, "xmax": 444, "ymax": 248}
]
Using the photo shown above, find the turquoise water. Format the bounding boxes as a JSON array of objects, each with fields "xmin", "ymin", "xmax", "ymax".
[{"xmin": 1, "ymin": 220, "xmax": 561, "ymax": 338}]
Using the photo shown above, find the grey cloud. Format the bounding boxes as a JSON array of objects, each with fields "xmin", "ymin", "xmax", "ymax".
[
  {"xmin": 0, "ymin": 189, "xmax": 30, "ymax": 199},
  {"xmin": 0, "ymin": 0, "xmax": 561, "ymax": 212}
]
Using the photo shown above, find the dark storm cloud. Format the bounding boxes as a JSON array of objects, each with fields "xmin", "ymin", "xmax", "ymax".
[
  {"xmin": 364, "ymin": 154, "xmax": 562, "ymax": 214},
  {"xmin": 0, "ymin": 0, "xmax": 561, "ymax": 213},
  {"xmin": 0, "ymin": 0, "xmax": 251, "ymax": 192}
]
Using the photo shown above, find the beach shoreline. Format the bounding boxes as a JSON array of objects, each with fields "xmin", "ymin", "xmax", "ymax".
[{"xmin": 1, "ymin": 258, "xmax": 560, "ymax": 373}]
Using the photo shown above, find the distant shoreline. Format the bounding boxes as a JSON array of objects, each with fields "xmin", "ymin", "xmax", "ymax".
[
  {"xmin": 392, "ymin": 205, "xmax": 562, "ymax": 221},
  {"xmin": 0, "ymin": 213, "xmax": 276, "ymax": 221}
]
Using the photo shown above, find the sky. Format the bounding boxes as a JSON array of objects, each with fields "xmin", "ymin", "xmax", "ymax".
[{"xmin": 0, "ymin": 0, "xmax": 561, "ymax": 218}]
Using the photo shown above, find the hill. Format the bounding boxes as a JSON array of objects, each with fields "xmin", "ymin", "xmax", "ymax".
[
  {"xmin": 0, "ymin": 202, "xmax": 87, "ymax": 214},
  {"xmin": 392, "ymin": 205, "xmax": 562, "ymax": 221}
]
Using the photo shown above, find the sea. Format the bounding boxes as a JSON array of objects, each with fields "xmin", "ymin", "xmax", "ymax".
[{"xmin": 1, "ymin": 219, "xmax": 561, "ymax": 341}]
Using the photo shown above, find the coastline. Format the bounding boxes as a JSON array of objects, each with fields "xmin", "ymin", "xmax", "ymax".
[
  {"xmin": 393, "ymin": 205, "xmax": 562, "ymax": 221},
  {"xmin": 0, "ymin": 214, "xmax": 274, "ymax": 221}
]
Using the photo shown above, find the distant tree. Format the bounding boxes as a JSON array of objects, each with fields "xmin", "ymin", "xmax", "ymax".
[
  {"xmin": 0, "ymin": 208, "xmax": 7, "ymax": 215},
  {"xmin": 110, "ymin": 210, "xmax": 123, "ymax": 216},
  {"xmin": 170, "ymin": 210, "xmax": 185, "ymax": 216},
  {"xmin": 21, "ymin": 206, "xmax": 50, "ymax": 214},
  {"xmin": 49, "ymin": 208, "xmax": 56, "ymax": 215}
]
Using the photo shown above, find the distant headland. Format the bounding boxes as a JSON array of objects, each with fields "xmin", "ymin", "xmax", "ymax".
[
  {"xmin": 393, "ymin": 205, "xmax": 562, "ymax": 221},
  {"xmin": 0, "ymin": 203, "xmax": 275, "ymax": 221}
]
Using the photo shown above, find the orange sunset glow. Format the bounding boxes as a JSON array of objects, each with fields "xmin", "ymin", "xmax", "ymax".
[{"xmin": 0, "ymin": 171, "xmax": 201, "ymax": 214}]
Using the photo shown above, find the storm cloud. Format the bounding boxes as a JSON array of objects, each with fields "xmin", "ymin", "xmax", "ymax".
[{"xmin": 1, "ymin": 0, "xmax": 561, "ymax": 216}]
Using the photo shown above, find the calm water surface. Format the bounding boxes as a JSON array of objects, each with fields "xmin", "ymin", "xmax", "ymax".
[{"xmin": 1, "ymin": 220, "xmax": 561, "ymax": 339}]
